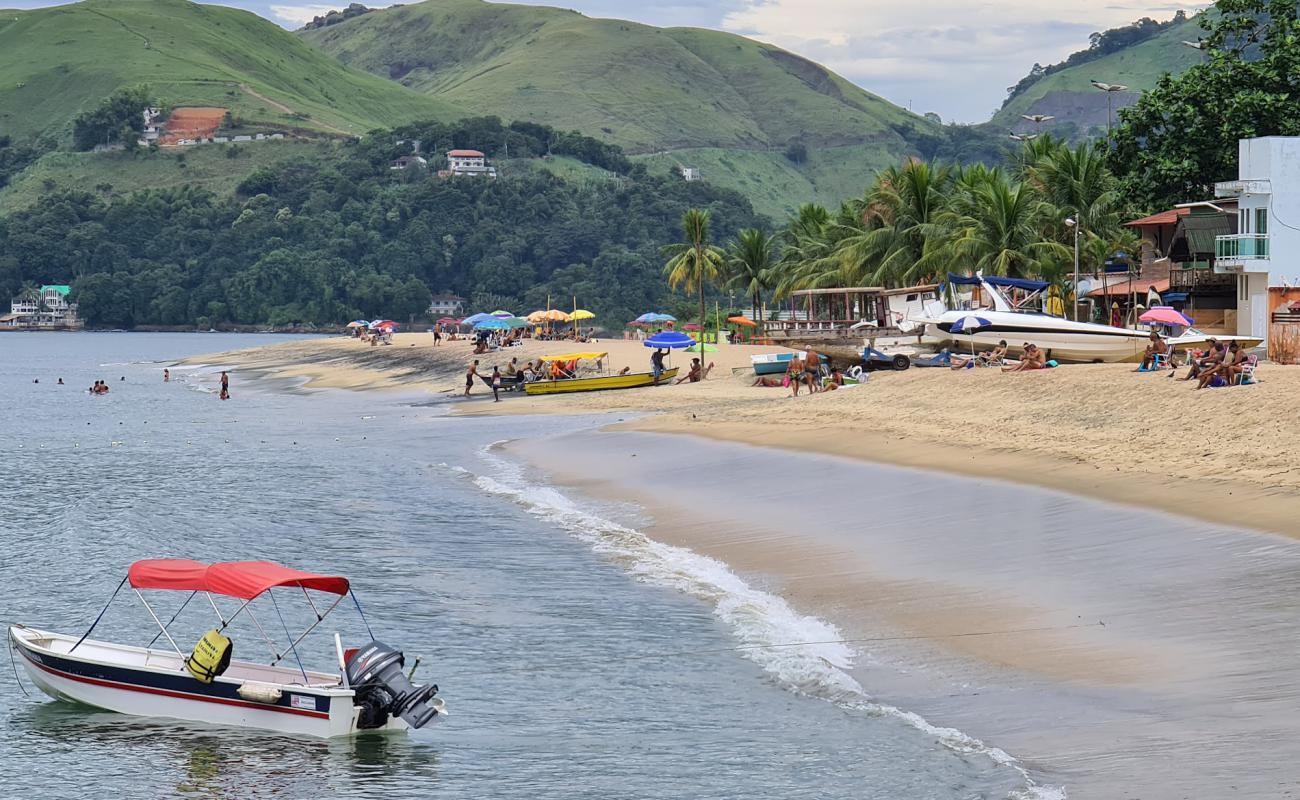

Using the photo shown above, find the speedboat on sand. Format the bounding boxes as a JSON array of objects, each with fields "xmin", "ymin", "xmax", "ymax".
[
  {"xmin": 914, "ymin": 273, "xmax": 1211, "ymax": 363},
  {"xmin": 8, "ymin": 559, "xmax": 445, "ymax": 738}
]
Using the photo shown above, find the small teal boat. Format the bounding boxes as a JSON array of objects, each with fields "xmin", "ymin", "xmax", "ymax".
[{"xmin": 750, "ymin": 352, "xmax": 827, "ymax": 375}]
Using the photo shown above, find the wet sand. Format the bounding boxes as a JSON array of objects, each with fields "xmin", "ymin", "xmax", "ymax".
[{"xmin": 511, "ymin": 428, "xmax": 1300, "ymax": 799}]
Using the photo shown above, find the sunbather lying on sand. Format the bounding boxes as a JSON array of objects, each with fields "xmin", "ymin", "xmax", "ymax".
[
  {"xmin": 951, "ymin": 340, "xmax": 1007, "ymax": 370},
  {"xmin": 752, "ymin": 376, "xmax": 784, "ymax": 387}
]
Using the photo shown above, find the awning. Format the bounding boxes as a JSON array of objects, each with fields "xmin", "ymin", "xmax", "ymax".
[
  {"xmin": 1125, "ymin": 208, "xmax": 1189, "ymax": 227},
  {"xmin": 946, "ymin": 274, "xmax": 1048, "ymax": 291},
  {"xmin": 1163, "ymin": 292, "xmax": 1189, "ymax": 302},
  {"xmin": 1087, "ymin": 278, "xmax": 1169, "ymax": 298},
  {"xmin": 128, "ymin": 559, "xmax": 350, "ymax": 599},
  {"xmin": 539, "ymin": 352, "xmax": 607, "ymax": 362}
]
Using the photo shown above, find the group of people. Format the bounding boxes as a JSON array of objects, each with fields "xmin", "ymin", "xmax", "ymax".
[{"xmin": 1136, "ymin": 332, "xmax": 1255, "ymax": 388}]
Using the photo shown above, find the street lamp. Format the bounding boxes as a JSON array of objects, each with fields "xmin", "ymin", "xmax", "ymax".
[
  {"xmin": 1008, "ymin": 132, "xmax": 1038, "ymax": 142},
  {"xmin": 1020, "ymin": 114, "xmax": 1055, "ymax": 125},
  {"xmin": 1065, "ymin": 216, "xmax": 1081, "ymax": 321},
  {"xmin": 1090, "ymin": 80, "xmax": 1129, "ymax": 144}
]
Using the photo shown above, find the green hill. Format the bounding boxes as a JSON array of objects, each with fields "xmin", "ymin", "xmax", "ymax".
[
  {"xmin": 298, "ymin": 0, "xmax": 939, "ymax": 217},
  {"xmin": 992, "ymin": 14, "xmax": 1204, "ymax": 135},
  {"xmin": 0, "ymin": 0, "xmax": 461, "ymax": 144}
]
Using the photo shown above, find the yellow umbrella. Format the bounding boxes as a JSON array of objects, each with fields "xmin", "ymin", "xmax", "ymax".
[
  {"xmin": 541, "ymin": 309, "xmax": 570, "ymax": 321},
  {"xmin": 569, "ymin": 309, "xmax": 595, "ymax": 321},
  {"xmin": 526, "ymin": 310, "xmax": 549, "ymax": 323}
]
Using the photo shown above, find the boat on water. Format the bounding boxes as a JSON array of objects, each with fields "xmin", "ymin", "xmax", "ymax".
[
  {"xmin": 8, "ymin": 559, "xmax": 445, "ymax": 738},
  {"xmin": 524, "ymin": 351, "xmax": 678, "ymax": 394},
  {"xmin": 914, "ymin": 273, "xmax": 1163, "ymax": 363}
]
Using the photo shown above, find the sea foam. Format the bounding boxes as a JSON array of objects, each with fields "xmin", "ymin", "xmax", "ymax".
[{"xmin": 457, "ymin": 444, "xmax": 1066, "ymax": 800}]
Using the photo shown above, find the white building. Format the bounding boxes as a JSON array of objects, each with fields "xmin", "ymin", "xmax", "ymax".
[
  {"xmin": 428, "ymin": 293, "xmax": 464, "ymax": 316},
  {"xmin": 446, "ymin": 149, "xmax": 497, "ymax": 178},
  {"xmin": 7, "ymin": 285, "xmax": 82, "ymax": 329},
  {"xmin": 679, "ymin": 166, "xmax": 701, "ymax": 182},
  {"xmin": 1213, "ymin": 137, "xmax": 1300, "ymax": 349}
]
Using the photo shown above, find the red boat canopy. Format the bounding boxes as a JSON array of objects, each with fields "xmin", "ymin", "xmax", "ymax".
[{"xmin": 127, "ymin": 559, "xmax": 350, "ymax": 600}]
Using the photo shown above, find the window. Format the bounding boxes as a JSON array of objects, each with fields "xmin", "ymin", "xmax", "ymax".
[
  {"xmin": 1256, "ymin": 207, "xmax": 1268, "ymax": 235},
  {"xmin": 1240, "ymin": 208, "xmax": 1249, "ymax": 233}
]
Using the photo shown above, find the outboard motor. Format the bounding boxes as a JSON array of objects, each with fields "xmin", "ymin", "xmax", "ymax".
[{"xmin": 345, "ymin": 640, "xmax": 441, "ymax": 730}]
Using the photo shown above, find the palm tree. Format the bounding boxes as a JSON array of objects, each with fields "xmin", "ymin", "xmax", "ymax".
[
  {"xmin": 836, "ymin": 159, "xmax": 953, "ymax": 286},
  {"xmin": 726, "ymin": 228, "xmax": 776, "ymax": 329},
  {"xmin": 663, "ymin": 208, "xmax": 725, "ymax": 333},
  {"xmin": 1032, "ymin": 141, "xmax": 1123, "ymax": 239},
  {"xmin": 933, "ymin": 173, "xmax": 1070, "ymax": 278}
]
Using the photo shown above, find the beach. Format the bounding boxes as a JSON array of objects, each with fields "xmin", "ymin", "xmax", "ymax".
[{"xmin": 193, "ymin": 332, "xmax": 1300, "ymax": 538}]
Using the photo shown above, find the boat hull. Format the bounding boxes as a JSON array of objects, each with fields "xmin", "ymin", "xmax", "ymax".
[
  {"xmin": 9, "ymin": 626, "xmax": 412, "ymax": 738},
  {"xmin": 524, "ymin": 368, "xmax": 678, "ymax": 394},
  {"xmin": 919, "ymin": 311, "xmax": 1151, "ymax": 363}
]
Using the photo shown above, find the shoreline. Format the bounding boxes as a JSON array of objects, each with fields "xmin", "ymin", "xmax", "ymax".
[{"xmin": 187, "ymin": 333, "xmax": 1300, "ymax": 540}]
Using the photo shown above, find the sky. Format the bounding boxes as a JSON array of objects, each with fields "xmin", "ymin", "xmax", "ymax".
[{"xmin": 14, "ymin": 0, "xmax": 1209, "ymax": 122}]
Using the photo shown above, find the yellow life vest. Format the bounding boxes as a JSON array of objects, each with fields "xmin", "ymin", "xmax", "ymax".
[{"xmin": 185, "ymin": 629, "xmax": 233, "ymax": 684}]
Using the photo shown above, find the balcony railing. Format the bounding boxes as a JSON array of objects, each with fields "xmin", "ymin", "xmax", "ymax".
[{"xmin": 1215, "ymin": 233, "xmax": 1270, "ymax": 260}]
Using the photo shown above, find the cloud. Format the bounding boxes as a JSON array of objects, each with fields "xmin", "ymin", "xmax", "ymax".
[
  {"xmin": 267, "ymin": 4, "xmax": 339, "ymax": 26},
  {"xmin": 719, "ymin": 0, "xmax": 1208, "ymax": 121}
]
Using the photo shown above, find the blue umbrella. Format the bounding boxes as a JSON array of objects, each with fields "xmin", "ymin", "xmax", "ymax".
[
  {"xmin": 462, "ymin": 312, "xmax": 493, "ymax": 326},
  {"xmin": 644, "ymin": 331, "xmax": 694, "ymax": 349},
  {"xmin": 635, "ymin": 312, "xmax": 656, "ymax": 323},
  {"xmin": 475, "ymin": 318, "xmax": 512, "ymax": 331},
  {"xmin": 950, "ymin": 315, "xmax": 991, "ymax": 356}
]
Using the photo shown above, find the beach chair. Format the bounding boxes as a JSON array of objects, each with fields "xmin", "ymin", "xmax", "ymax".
[
  {"xmin": 1233, "ymin": 354, "xmax": 1259, "ymax": 385},
  {"xmin": 1151, "ymin": 351, "xmax": 1172, "ymax": 369}
]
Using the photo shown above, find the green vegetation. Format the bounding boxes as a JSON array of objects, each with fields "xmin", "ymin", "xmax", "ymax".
[
  {"xmin": 0, "ymin": 140, "xmax": 319, "ymax": 214},
  {"xmin": 991, "ymin": 12, "xmax": 1204, "ymax": 133},
  {"xmin": 298, "ymin": 0, "xmax": 952, "ymax": 212},
  {"xmin": 1112, "ymin": 0, "xmax": 1300, "ymax": 211},
  {"xmin": 682, "ymin": 138, "xmax": 1137, "ymax": 328},
  {"xmin": 0, "ymin": 121, "xmax": 763, "ymax": 328},
  {"xmin": 72, "ymin": 85, "xmax": 151, "ymax": 151},
  {"xmin": 0, "ymin": 0, "xmax": 461, "ymax": 145}
]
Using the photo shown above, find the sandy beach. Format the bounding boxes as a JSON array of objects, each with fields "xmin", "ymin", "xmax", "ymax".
[{"xmin": 193, "ymin": 332, "xmax": 1300, "ymax": 538}]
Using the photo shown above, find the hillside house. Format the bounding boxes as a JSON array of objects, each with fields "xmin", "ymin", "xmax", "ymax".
[
  {"xmin": 391, "ymin": 155, "xmax": 429, "ymax": 171},
  {"xmin": 446, "ymin": 149, "xmax": 497, "ymax": 178},
  {"xmin": 428, "ymin": 293, "xmax": 465, "ymax": 316},
  {"xmin": 678, "ymin": 166, "xmax": 701, "ymax": 182}
]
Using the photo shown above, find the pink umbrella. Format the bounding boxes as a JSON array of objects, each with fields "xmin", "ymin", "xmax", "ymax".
[
  {"xmin": 1139, "ymin": 306, "xmax": 1193, "ymax": 327},
  {"xmin": 682, "ymin": 323, "xmax": 702, "ymax": 331}
]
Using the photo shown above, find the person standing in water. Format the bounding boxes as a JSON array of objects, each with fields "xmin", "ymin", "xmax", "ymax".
[
  {"xmin": 163, "ymin": 368, "xmax": 170, "ymax": 382},
  {"xmin": 219, "ymin": 371, "xmax": 229, "ymax": 400}
]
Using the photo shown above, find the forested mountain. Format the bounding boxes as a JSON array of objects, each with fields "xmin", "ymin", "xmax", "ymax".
[
  {"xmin": 0, "ymin": 118, "xmax": 764, "ymax": 329},
  {"xmin": 0, "ymin": 0, "xmax": 459, "ymax": 146},
  {"xmin": 296, "ymin": 0, "xmax": 986, "ymax": 217}
]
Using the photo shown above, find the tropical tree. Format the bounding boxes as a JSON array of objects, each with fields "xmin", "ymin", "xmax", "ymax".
[
  {"xmin": 1031, "ymin": 141, "xmax": 1123, "ymax": 239},
  {"xmin": 662, "ymin": 208, "xmax": 725, "ymax": 331},
  {"xmin": 1111, "ymin": 0, "xmax": 1300, "ymax": 209},
  {"xmin": 836, "ymin": 159, "xmax": 953, "ymax": 286},
  {"xmin": 931, "ymin": 172, "xmax": 1070, "ymax": 278},
  {"xmin": 725, "ymin": 228, "xmax": 777, "ymax": 328}
]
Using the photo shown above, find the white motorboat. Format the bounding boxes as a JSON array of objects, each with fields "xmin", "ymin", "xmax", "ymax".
[
  {"xmin": 913, "ymin": 273, "xmax": 1154, "ymax": 363},
  {"xmin": 8, "ymin": 559, "xmax": 446, "ymax": 738}
]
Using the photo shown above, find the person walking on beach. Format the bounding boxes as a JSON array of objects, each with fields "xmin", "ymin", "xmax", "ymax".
[
  {"xmin": 650, "ymin": 348, "xmax": 667, "ymax": 385},
  {"xmin": 490, "ymin": 366, "xmax": 503, "ymax": 403},
  {"xmin": 163, "ymin": 368, "xmax": 170, "ymax": 382},
  {"xmin": 465, "ymin": 360, "xmax": 479, "ymax": 397},
  {"xmin": 219, "ymin": 371, "xmax": 230, "ymax": 399}
]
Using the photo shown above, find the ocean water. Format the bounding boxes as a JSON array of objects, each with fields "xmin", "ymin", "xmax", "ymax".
[{"xmin": 0, "ymin": 333, "xmax": 1050, "ymax": 799}]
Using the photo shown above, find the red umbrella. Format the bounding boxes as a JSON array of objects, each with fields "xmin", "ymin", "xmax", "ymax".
[
  {"xmin": 682, "ymin": 323, "xmax": 702, "ymax": 331},
  {"xmin": 437, "ymin": 317, "xmax": 461, "ymax": 325}
]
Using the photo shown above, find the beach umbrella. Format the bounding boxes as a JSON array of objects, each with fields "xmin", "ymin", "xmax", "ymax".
[
  {"xmin": 491, "ymin": 309, "xmax": 514, "ymax": 318},
  {"xmin": 369, "ymin": 319, "xmax": 397, "ymax": 329},
  {"xmin": 686, "ymin": 343, "xmax": 717, "ymax": 353},
  {"xmin": 682, "ymin": 323, "xmax": 703, "ymax": 331},
  {"xmin": 436, "ymin": 317, "xmax": 461, "ymax": 325},
  {"xmin": 644, "ymin": 331, "xmax": 694, "ymax": 349},
  {"xmin": 526, "ymin": 310, "xmax": 548, "ymax": 323},
  {"xmin": 1139, "ymin": 306, "xmax": 1193, "ymax": 327},
  {"xmin": 569, "ymin": 309, "xmax": 595, "ymax": 321},
  {"xmin": 950, "ymin": 314, "xmax": 990, "ymax": 356},
  {"xmin": 727, "ymin": 315, "xmax": 757, "ymax": 327},
  {"xmin": 475, "ymin": 318, "xmax": 512, "ymax": 331},
  {"xmin": 461, "ymin": 312, "xmax": 493, "ymax": 326},
  {"xmin": 347, "ymin": 320, "xmax": 368, "ymax": 328},
  {"xmin": 503, "ymin": 317, "xmax": 531, "ymax": 329}
]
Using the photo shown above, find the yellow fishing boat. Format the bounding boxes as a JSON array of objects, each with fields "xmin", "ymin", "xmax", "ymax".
[{"xmin": 524, "ymin": 352, "xmax": 679, "ymax": 395}]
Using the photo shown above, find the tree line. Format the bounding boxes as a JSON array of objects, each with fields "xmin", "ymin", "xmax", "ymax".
[{"xmin": 0, "ymin": 124, "xmax": 762, "ymax": 329}]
